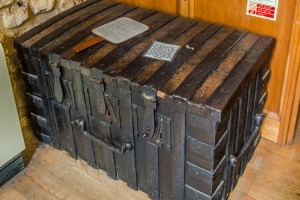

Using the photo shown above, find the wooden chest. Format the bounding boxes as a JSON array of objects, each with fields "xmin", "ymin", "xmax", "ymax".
[{"xmin": 14, "ymin": 0, "xmax": 274, "ymax": 199}]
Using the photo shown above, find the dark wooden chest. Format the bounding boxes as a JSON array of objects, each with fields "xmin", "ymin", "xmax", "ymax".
[{"xmin": 14, "ymin": 0, "xmax": 274, "ymax": 199}]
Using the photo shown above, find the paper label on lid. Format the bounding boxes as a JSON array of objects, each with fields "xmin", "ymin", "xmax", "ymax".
[
  {"xmin": 246, "ymin": 0, "xmax": 279, "ymax": 21},
  {"xmin": 92, "ymin": 17, "xmax": 149, "ymax": 44},
  {"xmin": 143, "ymin": 41, "xmax": 181, "ymax": 62}
]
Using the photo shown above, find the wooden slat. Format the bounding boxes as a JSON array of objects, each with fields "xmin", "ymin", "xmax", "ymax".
[
  {"xmin": 92, "ymin": 11, "xmax": 173, "ymax": 71},
  {"xmin": 45, "ymin": 4, "xmax": 137, "ymax": 56},
  {"xmin": 25, "ymin": 0, "xmax": 118, "ymax": 49},
  {"xmin": 115, "ymin": 79, "xmax": 137, "ymax": 189},
  {"xmin": 135, "ymin": 135, "xmax": 149, "ymax": 192},
  {"xmin": 146, "ymin": 142, "xmax": 159, "ymax": 199},
  {"xmin": 105, "ymin": 16, "xmax": 203, "ymax": 77},
  {"xmin": 52, "ymin": 102, "xmax": 77, "ymax": 159},
  {"xmin": 223, "ymin": 102, "xmax": 239, "ymax": 197},
  {"xmin": 191, "ymin": 72, "xmax": 226, "ymax": 105},
  {"xmin": 215, "ymin": 33, "xmax": 260, "ymax": 75},
  {"xmin": 205, "ymin": 37, "xmax": 274, "ymax": 120},
  {"xmin": 119, "ymin": 17, "xmax": 195, "ymax": 80},
  {"xmin": 240, "ymin": 79, "xmax": 256, "ymax": 174},
  {"xmin": 82, "ymin": 14, "xmax": 177, "ymax": 70},
  {"xmin": 160, "ymin": 26, "xmax": 233, "ymax": 95},
  {"xmin": 231, "ymin": 89, "xmax": 247, "ymax": 189},
  {"xmin": 62, "ymin": 7, "xmax": 155, "ymax": 61},
  {"xmin": 174, "ymin": 30, "xmax": 247, "ymax": 99},
  {"xmin": 14, "ymin": 0, "xmax": 101, "ymax": 45},
  {"xmin": 64, "ymin": 8, "xmax": 157, "ymax": 62},
  {"xmin": 130, "ymin": 17, "xmax": 198, "ymax": 84},
  {"xmin": 158, "ymin": 146, "xmax": 172, "ymax": 199},
  {"xmin": 171, "ymin": 109, "xmax": 186, "ymax": 200},
  {"xmin": 145, "ymin": 23, "xmax": 221, "ymax": 89},
  {"xmin": 134, "ymin": 22, "xmax": 220, "ymax": 86}
]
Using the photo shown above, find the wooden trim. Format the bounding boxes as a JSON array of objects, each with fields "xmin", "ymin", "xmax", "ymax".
[
  {"xmin": 277, "ymin": 0, "xmax": 300, "ymax": 144},
  {"xmin": 179, "ymin": 0, "xmax": 195, "ymax": 18},
  {"xmin": 287, "ymin": 75, "xmax": 300, "ymax": 143},
  {"xmin": 179, "ymin": 0, "xmax": 189, "ymax": 17},
  {"xmin": 261, "ymin": 110, "xmax": 280, "ymax": 143},
  {"xmin": 189, "ymin": 0, "xmax": 195, "ymax": 18}
]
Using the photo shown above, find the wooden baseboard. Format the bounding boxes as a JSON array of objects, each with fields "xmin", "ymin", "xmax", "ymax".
[{"xmin": 261, "ymin": 110, "xmax": 280, "ymax": 143}]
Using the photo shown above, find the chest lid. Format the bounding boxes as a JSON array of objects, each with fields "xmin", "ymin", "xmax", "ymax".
[{"xmin": 14, "ymin": 0, "xmax": 275, "ymax": 120}]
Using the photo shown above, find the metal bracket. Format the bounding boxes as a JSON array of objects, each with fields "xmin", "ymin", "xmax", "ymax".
[{"xmin": 75, "ymin": 120, "xmax": 132, "ymax": 154}]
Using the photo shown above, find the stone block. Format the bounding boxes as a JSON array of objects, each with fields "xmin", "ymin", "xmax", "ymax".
[
  {"xmin": 29, "ymin": 0, "xmax": 55, "ymax": 15},
  {"xmin": 1, "ymin": 2, "xmax": 29, "ymax": 28},
  {"xmin": 57, "ymin": 0, "xmax": 81, "ymax": 12},
  {"xmin": 0, "ymin": 0, "xmax": 13, "ymax": 8}
]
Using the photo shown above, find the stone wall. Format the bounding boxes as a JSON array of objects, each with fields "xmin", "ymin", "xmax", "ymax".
[{"xmin": 0, "ymin": 0, "xmax": 84, "ymax": 127}]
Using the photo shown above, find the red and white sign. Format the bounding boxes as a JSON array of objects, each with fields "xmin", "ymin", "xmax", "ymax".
[{"xmin": 247, "ymin": 0, "xmax": 279, "ymax": 21}]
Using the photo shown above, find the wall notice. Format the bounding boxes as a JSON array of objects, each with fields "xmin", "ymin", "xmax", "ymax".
[{"xmin": 246, "ymin": 0, "xmax": 279, "ymax": 21}]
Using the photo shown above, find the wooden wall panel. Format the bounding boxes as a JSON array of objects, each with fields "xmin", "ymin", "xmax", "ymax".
[
  {"xmin": 192, "ymin": 0, "xmax": 296, "ymax": 115},
  {"xmin": 278, "ymin": 0, "xmax": 300, "ymax": 144},
  {"xmin": 114, "ymin": 0, "xmax": 178, "ymax": 14}
]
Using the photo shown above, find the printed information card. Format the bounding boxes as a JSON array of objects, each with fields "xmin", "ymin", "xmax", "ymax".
[
  {"xmin": 143, "ymin": 41, "xmax": 181, "ymax": 62},
  {"xmin": 92, "ymin": 17, "xmax": 149, "ymax": 44},
  {"xmin": 246, "ymin": 0, "xmax": 279, "ymax": 21}
]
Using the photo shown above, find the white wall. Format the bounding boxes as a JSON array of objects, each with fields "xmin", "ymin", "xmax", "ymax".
[{"xmin": 0, "ymin": 44, "xmax": 25, "ymax": 167}]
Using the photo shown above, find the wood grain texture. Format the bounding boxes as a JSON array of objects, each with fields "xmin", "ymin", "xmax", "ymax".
[
  {"xmin": 72, "ymin": 36, "xmax": 105, "ymax": 52},
  {"xmin": 278, "ymin": 0, "xmax": 300, "ymax": 144},
  {"xmin": 183, "ymin": 0, "xmax": 300, "ymax": 144},
  {"xmin": 192, "ymin": 0, "xmax": 296, "ymax": 114},
  {"xmin": 1, "ymin": 120, "xmax": 299, "ymax": 200},
  {"xmin": 261, "ymin": 112, "xmax": 280, "ymax": 143},
  {"xmin": 115, "ymin": 0, "xmax": 178, "ymax": 14},
  {"xmin": 115, "ymin": 0, "xmax": 300, "ymax": 144}
]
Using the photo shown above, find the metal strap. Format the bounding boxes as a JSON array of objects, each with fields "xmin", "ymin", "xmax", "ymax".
[
  {"xmin": 153, "ymin": 117, "xmax": 163, "ymax": 148},
  {"xmin": 104, "ymin": 95, "xmax": 117, "ymax": 124},
  {"xmin": 49, "ymin": 61, "xmax": 63, "ymax": 102},
  {"xmin": 142, "ymin": 94, "xmax": 157, "ymax": 138},
  {"xmin": 76, "ymin": 120, "xmax": 132, "ymax": 154},
  {"xmin": 230, "ymin": 113, "xmax": 265, "ymax": 167},
  {"xmin": 92, "ymin": 76, "xmax": 106, "ymax": 114}
]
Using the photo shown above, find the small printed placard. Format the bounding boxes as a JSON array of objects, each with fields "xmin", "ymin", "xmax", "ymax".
[
  {"xmin": 92, "ymin": 17, "xmax": 149, "ymax": 44},
  {"xmin": 143, "ymin": 41, "xmax": 181, "ymax": 62},
  {"xmin": 246, "ymin": 0, "xmax": 279, "ymax": 21}
]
